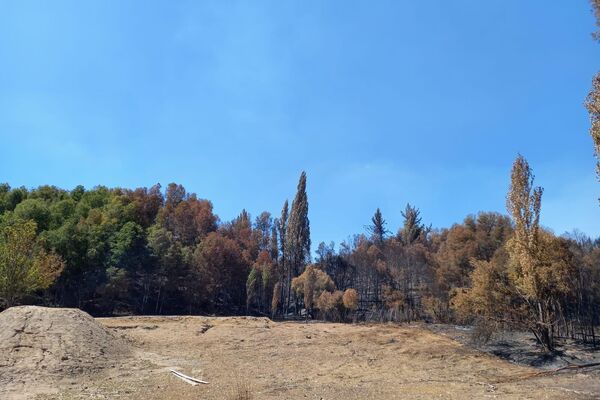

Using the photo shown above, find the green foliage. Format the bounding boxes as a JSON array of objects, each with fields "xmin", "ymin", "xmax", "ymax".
[
  {"xmin": 0, "ymin": 219, "xmax": 64, "ymax": 307},
  {"xmin": 0, "ymin": 173, "xmax": 594, "ymax": 347},
  {"xmin": 285, "ymin": 172, "xmax": 311, "ymax": 275},
  {"xmin": 282, "ymin": 172, "xmax": 311, "ymax": 315},
  {"xmin": 399, "ymin": 203, "xmax": 425, "ymax": 245},
  {"xmin": 246, "ymin": 267, "xmax": 260, "ymax": 311},
  {"xmin": 367, "ymin": 208, "xmax": 388, "ymax": 244},
  {"xmin": 14, "ymin": 199, "xmax": 51, "ymax": 232}
]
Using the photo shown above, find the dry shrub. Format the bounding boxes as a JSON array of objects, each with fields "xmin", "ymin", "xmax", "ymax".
[
  {"xmin": 381, "ymin": 286, "xmax": 406, "ymax": 321},
  {"xmin": 471, "ymin": 318, "xmax": 498, "ymax": 345},
  {"xmin": 422, "ymin": 295, "xmax": 447, "ymax": 323},
  {"xmin": 291, "ymin": 266, "xmax": 335, "ymax": 302},
  {"xmin": 342, "ymin": 288, "xmax": 358, "ymax": 311},
  {"xmin": 316, "ymin": 290, "xmax": 344, "ymax": 321},
  {"xmin": 227, "ymin": 377, "xmax": 254, "ymax": 400}
]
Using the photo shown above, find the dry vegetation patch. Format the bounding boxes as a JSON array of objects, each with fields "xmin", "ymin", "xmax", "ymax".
[{"xmin": 1, "ymin": 312, "xmax": 598, "ymax": 399}]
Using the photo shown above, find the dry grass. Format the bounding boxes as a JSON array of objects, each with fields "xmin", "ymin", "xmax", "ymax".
[
  {"xmin": 227, "ymin": 378, "xmax": 253, "ymax": 400},
  {"xmin": 17, "ymin": 316, "xmax": 600, "ymax": 399}
]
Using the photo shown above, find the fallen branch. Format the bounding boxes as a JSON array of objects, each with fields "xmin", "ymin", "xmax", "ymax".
[
  {"xmin": 497, "ymin": 362, "xmax": 600, "ymax": 383},
  {"xmin": 170, "ymin": 369, "xmax": 209, "ymax": 385},
  {"xmin": 533, "ymin": 362, "xmax": 600, "ymax": 376}
]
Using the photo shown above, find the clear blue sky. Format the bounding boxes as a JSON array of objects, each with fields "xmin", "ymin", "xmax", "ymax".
[{"xmin": 1, "ymin": 1, "xmax": 599, "ymax": 247}]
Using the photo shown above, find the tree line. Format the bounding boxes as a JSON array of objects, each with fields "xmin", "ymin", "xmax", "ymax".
[
  {"xmin": 0, "ymin": 155, "xmax": 599, "ymax": 352},
  {"xmin": 1, "ymin": 1, "xmax": 600, "ymax": 354}
]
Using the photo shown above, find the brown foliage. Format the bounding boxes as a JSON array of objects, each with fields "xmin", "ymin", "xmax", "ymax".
[
  {"xmin": 592, "ymin": 0, "xmax": 600, "ymax": 41},
  {"xmin": 193, "ymin": 232, "xmax": 248, "ymax": 311},
  {"xmin": 159, "ymin": 184, "xmax": 217, "ymax": 246},
  {"xmin": 342, "ymin": 288, "xmax": 359, "ymax": 311},
  {"xmin": 586, "ymin": 73, "xmax": 600, "ymax": 182},
  {"xmin": 122, "ymin": 184, "xmax": 164, "ymax": 228},
  {"xmin": 271, "ymin": 282, "xmax": 281, "ymax": 318},
  {"xmin": 451, "ymin": 253, "xmax": 512, "ymax": 324},
  {"xmin": 453, "ymin": 155, "xmax": 579, "ymax": 351},
  {"xmin": 316, "ymin": 290, "xmax": 344, "ymax": 321},
  {"xmin": 435, "ymin": 213, "xmax": 512, "ymax": 294},
  {"xmin": 291, "ymin": 265, "xmax": 335, "ymax": 307}
]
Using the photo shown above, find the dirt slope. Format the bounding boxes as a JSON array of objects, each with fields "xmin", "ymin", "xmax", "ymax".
[{"xmin": 0, "ymin": 306, "xmax": 131, "ymax": 399}]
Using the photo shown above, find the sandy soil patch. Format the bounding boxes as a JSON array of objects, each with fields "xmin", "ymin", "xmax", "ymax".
[{"xmin": 0, "ymin": 306, "xmax": 131, "ymax": 399}]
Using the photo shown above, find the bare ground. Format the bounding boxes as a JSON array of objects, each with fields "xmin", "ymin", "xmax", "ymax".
[
  {"xmin": 0, "ymin": 306, "xmax": 131, "ymax": 400},
  {"xmin": 2, "ymin": 314, "xmax": 593, "ymax": 399}
]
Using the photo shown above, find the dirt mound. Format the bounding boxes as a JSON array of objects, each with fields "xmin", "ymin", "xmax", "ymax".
[{"xmin": 0, "ymin": 306, "xmax": 130, "ymax": 386}]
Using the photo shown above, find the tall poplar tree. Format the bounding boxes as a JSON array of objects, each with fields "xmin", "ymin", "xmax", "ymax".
[
  {"xmin": 592, "ymin": 0, "xmax": 600, "ymax": 41},
  {"xmin": 506, "ymin": 155, "xmax": 554, "ymax": 351},
  {"xmin": 587, "ymin": 74, "xmax": 600, "ymax": 185},
  {"xmin": 276, "ymin": 200, "xmax": 289, "ymax": 315},
  {"xmin": 285, "ymin": 172, "xmax": 311, "ymax": 313},
  {"xmin": 588, "ymin": 1, "xmax": 600, "ymax": 196}
]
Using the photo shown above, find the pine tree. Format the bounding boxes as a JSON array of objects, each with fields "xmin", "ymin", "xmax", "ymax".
[
  {"xmin": 367, "ymin": 208, "xmax": 388, "ymax": 244},
  {"xmin": 399, "ymin": 204, "xmax": 423, "ymax": 245}
]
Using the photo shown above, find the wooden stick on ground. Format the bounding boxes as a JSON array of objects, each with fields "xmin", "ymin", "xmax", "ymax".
[
  {"xmin": 530, "ymin": 362, "xmax": 600, "ymax": 377},
  {"xmin": 170, "ymin": 369, "xmax": 209, "ymax": 385},
  {"xmin": 498, "ymin": 362, "xmax": 600, "ymax": 383}
]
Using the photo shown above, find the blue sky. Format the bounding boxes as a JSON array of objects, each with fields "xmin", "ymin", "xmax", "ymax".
[{"xmin": 0, "ymin": 1, "xmax": 599, "ymax": 247}]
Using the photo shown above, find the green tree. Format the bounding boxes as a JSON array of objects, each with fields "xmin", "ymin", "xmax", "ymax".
[
  {"xmin": 254, "ymin": 211, "xmax": 273, "ymax": 252},
  {"xmin": 246, "ymin": 266, "xmax": 261, "ymax": 312},
  {"xmin": 399, "ymin": 203, "xmax": 424, "ymax": 245},
  {"xmin": 107, "ymin": 221, "xmax": 151, "ymax": 313},
  {"xmin": 147, "ymin": 225, "xmax": 186, "ymax": 314},
  {"xmin": 14, "ymin": 199, "xmax": 51, "ymax": 232},
  {"xmin": 367, "ymin": 208, "xmax": 388, "ymax": 245},
  {"xmin": 284, "ymin": 172, "xmax": 311, "ymax": 314},
  {"xmin": 0, "ymin": 220, "xmax": 64, "ymax": 307},
  {"xmin": 276, "ymin": 200, "xmax": 289, "ymax": 316}
]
